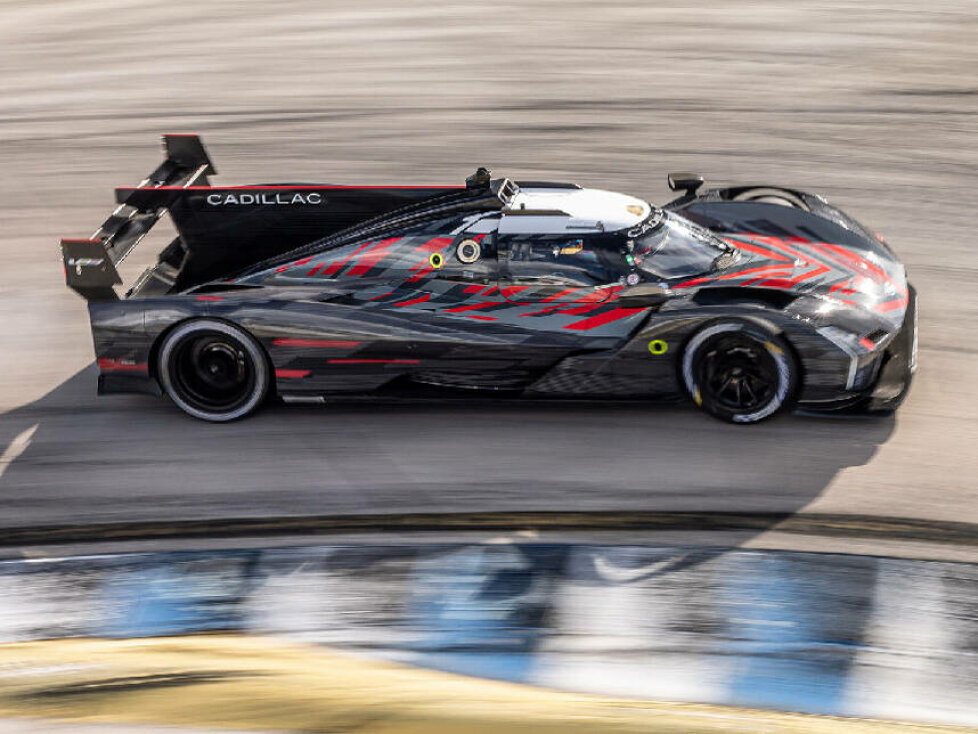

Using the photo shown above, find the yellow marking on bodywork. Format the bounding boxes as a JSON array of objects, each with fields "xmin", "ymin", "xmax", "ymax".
[
  {"xmin": 765, "ymin": 341, "xmax": 783, "ymax": 355},
  {"xmin": 693, "ymin": 387, "xmax": 702, "ymax": 406},
  {"xmin": 429, "ymin": 252, "xmax": 444, "ymax": 269},
  {"xmin": 648, "ymin": 340, "xmax": 669, "ymax": 355}
]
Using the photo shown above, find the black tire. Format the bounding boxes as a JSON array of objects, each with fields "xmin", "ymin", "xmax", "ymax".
[
  {"xmin": 682, "ymin": 322, "xmax": 797, "ymax": 424},
  {"xmin": 157, "ymin": 319, "xmax": 270, "ymax": 422},
  {"xmin": 733, "ymin": 188, "xmax": 808, "ymax": 210}
]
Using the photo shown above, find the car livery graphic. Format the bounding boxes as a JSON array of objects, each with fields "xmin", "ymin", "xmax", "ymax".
[{"xmin": 61, "ymin": 135, "xmax": 916, "ymax": 423}]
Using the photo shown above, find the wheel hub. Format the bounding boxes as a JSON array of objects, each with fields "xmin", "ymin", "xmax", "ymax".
[
  {"xmin": 700, "ymin": 337, "xmax": 778, "ymax": 413},
  {"xmin": 170, "ymin": 333, "xmax": 256, "ymax": 412}
]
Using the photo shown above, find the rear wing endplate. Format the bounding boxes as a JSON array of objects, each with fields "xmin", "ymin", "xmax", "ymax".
[{"xmin": 61, "ymin": 134, "xmax": 215, "ymax": 301}]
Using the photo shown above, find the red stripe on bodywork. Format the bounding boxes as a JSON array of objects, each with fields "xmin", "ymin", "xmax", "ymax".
[
  {"xmin": 272, "ymin": 338, "xmax": 361, "ymax": 348},
  {"xmin": 808, "ymin": 243, "xmax": 908, "ymax": 307},
  {"xmin": 876, "ymin": 296, "xmax": 909, "ymax": 313},
  {"xmin": 734, "ymin": 233, "xmax": 822, "ymax": 270},
  {"xmin": 463, "ymin": 285, "xmax": 486, "ymax": 294},
  {"xmin": 327, "ymin": 359, "xmax": 420, "ymax": 365},
  {"xmin": 820, "ymin": 245, "xmax": 908, "ymax": 295},
  {"xmin": 366, "ymin": 290, "xmax": 396, "ymax": 301},
  {"xmin": 275, "ymin": 369, "xmax": 310, "ymax": 378},
  {"xmin": 819, "ymin": 243, "xmax": 891, "ymax": 282},
  {"xmin": 501, "ymin": 285, "xmax": 530, "ymax": 298},
  {"xmin": 725, "ymin": 237, "xmax": 791, "ymax": 262},
  {"xmin": 572, "ymin": 290, "xmax": 613, "ymax": 303},
  {"xmin": 319, "ymin": 241, "xmax": 373, "ymax": 277},
  {"xmin": 675, "ymin": 264, "xmax": 793, "ymax": 289},
  {"xmin": 406, "ymin": 267, "xmax": 434, "ymax": 282},
  {"xmin": 276, "ymin": 255, "xmax": 314, "ymax": 273},
  {"xmin": 538, "ymin": 288, "xmax": 579, "ymax": 302},
  {"xmin": 673, "ymin": 277, "xmax": 712, "ymax": 289},
  {"xmin": 750, "ymin": 278, "xmax": 795, "ymax": 289},
  {"xmin": 347, "ymin": 237, "xmax": 400, "ymax": 276},
  {"xmin": 562, "ymin": 307, "xmax": 646, "ymax": 331},
  {"xmin": 443, "ymin": 301, "xmax": 505, "ymax": 313},
  {"xmin": 859, "ymin": 337, "xmax": 877, "ymax": 350},
  {"xmin": 393, "ymin": 293, "xmax": 432, "ymax": 307},
  {"xmin": 752, "ymin": 237, "xmax": 815, "ymax": 267},
  {"xmin": 717, "ymin": 264, "xmax": 794, "ymax": 281},
  {"xmin": 195, "ymin": 295, "xmax": 225, "ymax": 301},
  {"xmin": 788, "ymin": 263, "xmax": 831, "ymax": 285},
  {"xmin": 97, "ymin": 358, "xmax": 148, "ymax": 372},
  {"xmin": 119, "ymin": 185, "xmax": 466, "ymax": 192},
  {"xmin": 464, "ymin": 314, "xmax": 498, "ymax": 321},
  {"xmin": 556, "ymin": 303, "xmax": 605, "ymax": 315},
  {"xmin": 519, "ymin": 303, "xmax": 570, "ymax": 317},
  {"xmin": 416, "ymin": 237, "xmax": 454, "ymax": 252}
]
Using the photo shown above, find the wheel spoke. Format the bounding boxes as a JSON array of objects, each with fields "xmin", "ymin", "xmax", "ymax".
[
  {"xmin": 171, "ymin": 333, "xmax": 256, "ymax": 411},
  {"xmin": 694, "ymin": 332, "xmax": 785, "ymax": 416},
  {"xmin": 717, "ymin": 374, "xmax": 735, "ymax": 397}
]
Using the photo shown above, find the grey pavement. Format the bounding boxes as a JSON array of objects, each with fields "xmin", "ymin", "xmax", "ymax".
[{"xmin": 0, "ymin": 0, "xmax": 975, "ymax": 556}]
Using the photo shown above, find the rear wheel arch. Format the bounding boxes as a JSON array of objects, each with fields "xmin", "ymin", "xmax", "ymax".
[
  {"xmin": 153, "ymin": 317, "xmax": 274, "ymax": 421},
  {"xmin": 151, "ymin": 317, "xmax": 274, "ymax": 380}
]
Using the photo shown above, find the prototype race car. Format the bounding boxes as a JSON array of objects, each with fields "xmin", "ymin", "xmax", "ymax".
[{"xmin": 62, "ymin": 135, "xmax": 916, "ymax": 423}]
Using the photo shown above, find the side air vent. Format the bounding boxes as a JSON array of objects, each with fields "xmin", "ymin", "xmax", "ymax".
[
  {"xmin": 188, "ymin": 283, "xmax": 265, "ymax": 295},
  {"xmin": 691, "ymin": 287, "xmax": 797, "ymax": 310}
]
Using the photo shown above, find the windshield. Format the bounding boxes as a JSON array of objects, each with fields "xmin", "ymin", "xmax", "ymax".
[{"xmin": 629, "ymin": 212, "xmax": 731, "ymax": 280}]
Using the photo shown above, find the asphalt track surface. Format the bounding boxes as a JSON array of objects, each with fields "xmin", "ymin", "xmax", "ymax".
[{"xmin": 0, "ymin": 1, "xmax": 976, "ymax": 554}]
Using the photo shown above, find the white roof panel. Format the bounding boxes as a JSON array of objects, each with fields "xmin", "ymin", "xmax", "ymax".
[{"xmin": 502, "ymin": 187, "xmax": 649, "ymax": 234}]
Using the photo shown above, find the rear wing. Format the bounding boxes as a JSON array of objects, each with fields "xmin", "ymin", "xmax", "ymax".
[
  {"xmin": 62, "ymin": 135, "xmax": 214, "ymax": 301},
  {"xmin": 61, "ymin": 135, "xmax": 490, "ymax": 302}
]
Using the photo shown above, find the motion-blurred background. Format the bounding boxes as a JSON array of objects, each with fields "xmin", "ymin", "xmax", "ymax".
[
  {"xmin": 0, "ymin": 0, "xmax": 974, "ymax": 537},
  {"xmin": 0, "ymin": 1, "xmax": 976, "ymax": 731}
]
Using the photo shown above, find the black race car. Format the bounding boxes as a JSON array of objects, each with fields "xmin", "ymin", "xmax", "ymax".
[{"xmin": 62, "ymin": 135, "xmax": 916, "ymax": 423}]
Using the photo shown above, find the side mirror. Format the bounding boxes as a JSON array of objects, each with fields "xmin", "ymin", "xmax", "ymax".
[
  {"xmin": 667, "ymin": 172, "xmax": 705, "ymax": 196},
  {"xmin": 616, "ymin": 282, "xmax": 671, "ymax": 307}
]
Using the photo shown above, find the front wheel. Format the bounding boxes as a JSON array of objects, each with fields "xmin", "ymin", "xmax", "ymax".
[
  {"xmin": 682, "ymin": 322, "xmax": 797, "ymax": 424},
  {"xmin": 157, "ymin": 319, "xmax": 270, "ymax": 422}
]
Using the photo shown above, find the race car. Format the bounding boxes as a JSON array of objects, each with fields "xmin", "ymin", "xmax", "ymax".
[{"xmin": 61, "ymin": 135, "xmax": 916, "ymax": 423}]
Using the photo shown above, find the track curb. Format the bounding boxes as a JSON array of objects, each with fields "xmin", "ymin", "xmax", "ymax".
[
  {"xmin": 0, "ymin": 635, "xmax": 972, "ymax": 734},
  {"xmin": 0, "ymin": 511, "xmax": 975, "ymax": 547}
]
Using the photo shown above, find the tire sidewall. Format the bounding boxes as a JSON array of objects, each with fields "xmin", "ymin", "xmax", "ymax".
[
  {"xmin": 682, "ymin": 321, "xmax": 796, "ymax": 424},
  {"xmin": 733, "ymin": 188, "xmax": 808, "ymax": 210},
  {"xmin": 158, "ymin": 319, "xmax": 270, "ymax": 422}
]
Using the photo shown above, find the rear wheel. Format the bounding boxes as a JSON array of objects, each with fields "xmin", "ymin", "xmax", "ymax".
[
  {"xmin": 682, "ymin": 322, "xmax": 797, "ymax": 424},
  {"xmin": 158, "ymin": 319, "xmax": 270, "ymax": 422}
]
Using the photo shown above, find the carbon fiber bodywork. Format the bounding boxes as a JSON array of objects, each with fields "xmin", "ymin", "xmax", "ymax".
[
  {"xmin": 71, "ymin": 136, "xmax": 915, "ymax": 418},
  {"xmin": 91, "ymin": 279, "xmax": 915, "ymax": 415}
]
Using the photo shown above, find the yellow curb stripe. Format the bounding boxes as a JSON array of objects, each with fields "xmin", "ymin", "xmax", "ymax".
[{"xmin": 0, "ymin": 635, "xmax": 972, "ymax": 734}]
